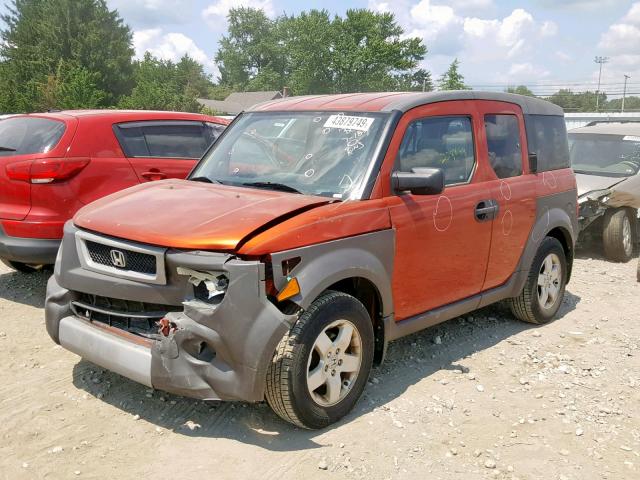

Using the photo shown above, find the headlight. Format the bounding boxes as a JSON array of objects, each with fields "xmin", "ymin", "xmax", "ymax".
[{"xmin": 176, "ymin": 267, "xmax": 229, "ymax": 304}]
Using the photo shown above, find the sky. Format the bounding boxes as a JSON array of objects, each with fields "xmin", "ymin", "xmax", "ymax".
[{"xmin": 3, "ymin": 0, "xmax": 640, "ymax": 98}]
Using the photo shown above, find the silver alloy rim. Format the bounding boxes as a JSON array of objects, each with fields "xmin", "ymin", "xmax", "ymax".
[
  {"xmin": 306, "ymin": 319, "xmax": 362, "ymax": 407},
  {"xmin": 623, "ymin": 216, "xmax": 633, "ymax": 256},
  {"xmin": 537, "ymin": 253, "xmax": 562, "ymax": 310}
]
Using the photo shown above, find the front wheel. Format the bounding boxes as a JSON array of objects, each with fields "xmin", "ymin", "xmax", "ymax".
[
  {"xmin": 509, "ymin": 237, "xmax": 567, "ymax": 324},
  {"xmin": 265, "ymin": 291, "xmax": 374, "ymax": 429}
]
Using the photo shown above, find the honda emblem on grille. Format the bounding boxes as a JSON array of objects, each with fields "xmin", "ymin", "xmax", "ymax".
[{"xmin": 110, "ymin": 249, "xmax": 127, "ymax": 268}]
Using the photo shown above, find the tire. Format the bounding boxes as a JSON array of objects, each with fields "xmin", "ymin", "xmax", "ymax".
[
  {"xmin": 265, "ymin": 291, "xmax": 374, "ymax": 429},
  {"xmin": 602, "ymin": 208, "xmax": 636, "ymax": 262},
  {"xmin": 509, "ymin": 237, "xmax": 567, "ymax": 325},
  {"xmin": 0, "ymin": 258, "xmax": 42, "ymax": 273}
]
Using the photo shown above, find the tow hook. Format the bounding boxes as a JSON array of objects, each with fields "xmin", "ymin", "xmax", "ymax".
[{"xmin": 157, "ymin": 318, "xmax": 177, "ymax": 337}]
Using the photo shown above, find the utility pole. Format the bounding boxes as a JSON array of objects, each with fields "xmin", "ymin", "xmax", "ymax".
[
  {"xmin": 622, "ymin": 74, "xmax": 630, "ymax": 113},
  {"xmin": 595, "ymin": 56, "xmax": 609, "ymax": 112}
]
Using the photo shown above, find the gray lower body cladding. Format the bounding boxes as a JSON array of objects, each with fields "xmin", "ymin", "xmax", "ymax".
[
  {"xmin": 46, "ymin": 222, "xmax": 296, "ymax": 402},
  {"xmin": 0, "ymin": 224, "xmax": 60, "ymax": 265}
]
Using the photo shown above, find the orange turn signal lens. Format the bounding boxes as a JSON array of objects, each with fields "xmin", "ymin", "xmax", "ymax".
[{"xmin": 276, "ymin": 277, "xmax": 300, "ymax": 302}]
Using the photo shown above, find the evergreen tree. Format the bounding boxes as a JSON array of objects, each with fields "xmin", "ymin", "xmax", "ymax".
[
  {"xmin": 0, "ymin": 0, "xmax": 133, "ymax": 112},
  {"xmin": 438, "ymin": 59, "xmax": 469, "ymax": 91}
]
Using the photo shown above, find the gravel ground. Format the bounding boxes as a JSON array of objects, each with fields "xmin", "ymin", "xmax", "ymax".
[{"xmin": 0, "ymin": 251, "xmax": 638, "ymax": 480}]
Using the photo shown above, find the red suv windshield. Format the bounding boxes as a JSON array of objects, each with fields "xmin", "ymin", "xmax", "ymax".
[{"xmin": 0, "ymin": 117, "xmax": 66, "ymax": 157}]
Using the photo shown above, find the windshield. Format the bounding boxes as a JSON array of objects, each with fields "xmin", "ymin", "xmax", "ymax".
[
  {"xmin": 0, "ymin": 117, "xmax": 66, "ymax": 157},
  {"xmin": 569, "ymin": 133, "xmax": 640, "ymax": 177},
  {"xmin": 191, "ymin": 111, "xmax": 390, "ymax": 199}
]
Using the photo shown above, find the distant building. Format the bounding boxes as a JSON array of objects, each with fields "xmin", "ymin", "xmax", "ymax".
[{"xmin": 198, "ymin": 91, "xmax": 283, "ymax": 115}]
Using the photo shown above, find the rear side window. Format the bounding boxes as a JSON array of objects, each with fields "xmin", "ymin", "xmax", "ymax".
[
  {"xmin": 524, "ymin": 115, "xmax": 570, "ymax": 171},
  {"xmin": 0, "ymin": 117, "xmax": 66, "ymax": 157},
  {"xmin": 397, "ymin": 116, "xmax": 476, "ymax": 186},
  {"xmin": 484, "ymin": 114, "xmax": 523, "ymax": 179},
  {"xmin": 114, "ymin": 121, "xmax": 224, "ymax": 159}
]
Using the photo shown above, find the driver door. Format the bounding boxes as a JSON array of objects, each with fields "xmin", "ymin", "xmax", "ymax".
[{"xmin": 383, "ymin": 102, "xmax": 494, "ymax": 320}]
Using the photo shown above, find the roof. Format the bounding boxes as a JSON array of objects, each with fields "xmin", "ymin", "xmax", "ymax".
[
  {"xmin": 250, "ymin": 91, "xmax": 564, "ymax": 116},
  {"xmin": 569, "ymin": 122, "xmax": 640, "ymax": 135},
  {"xmin": 198, "ymin": 91, "xmax": 283, "ymax": 115},
  {"xmin": 8, "ymin": 110, "xmax": 229, "ymax": 124}
]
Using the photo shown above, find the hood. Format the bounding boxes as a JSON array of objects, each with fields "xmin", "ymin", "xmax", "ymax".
[
  {"xmin": 74, "ymin": 180, "xmax": 331, "ymax": 251},
  {"xmin": 575, "ymin": 173, "xmax": 626, "ymax": 197}
]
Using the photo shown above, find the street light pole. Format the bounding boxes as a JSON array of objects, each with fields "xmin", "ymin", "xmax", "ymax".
[
  {"xmin": 595, "ymin": 56, "xmax": 609, "ymax": 112},
  {"xmin": 622, "ymin": 74, "xmax": 630, "ymax": 113}
]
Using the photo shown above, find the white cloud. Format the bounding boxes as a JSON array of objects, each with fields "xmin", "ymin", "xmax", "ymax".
[
  {"xmin": 369, "ymin": 0, "xmax": 556, "ymax": 83},
  {"xmin": 507, "ymin": 62, "xmax": 549, "ymax": 81},
  {"xmin": 202, "ymin": 0, "xmax": 275, "ymax": 30},
  {"xmin": 597, "ymin": 2, "xmax": 640, "ymax": 85},
  {"xmin": 133, "ymin": 28, "xmax": 216, "ymax": 73}
]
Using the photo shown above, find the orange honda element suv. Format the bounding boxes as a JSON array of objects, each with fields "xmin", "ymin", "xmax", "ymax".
[{"xmin": 46, "ymin": 92, "xmax": 578, "ymax": 429}]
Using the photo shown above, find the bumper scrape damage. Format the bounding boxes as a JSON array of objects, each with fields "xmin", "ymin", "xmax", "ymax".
[{"xmin": 45, "ymin": 222, "xmax": 298, "ymax": 402}]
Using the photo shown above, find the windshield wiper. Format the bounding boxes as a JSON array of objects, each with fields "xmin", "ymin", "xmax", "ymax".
[
  {"xmin": 0, "ymin": 146, "xmax": 16, "ymax": 152},
  {"xmin": 242, "ymin": 181, "xmax": 302, "ymax": 194},
  {"xmin": 190, "ymin": 176, "xmax": 221, "ymax": 184}
]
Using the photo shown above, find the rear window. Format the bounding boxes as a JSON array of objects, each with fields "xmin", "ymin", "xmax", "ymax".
[
  {"xmin": 0, "ymin": 117, "xmax": 66, "ymax": 157},
  {"xmin": 524, "ymin": 114, "xmax": 570, "ymax": 172},
  {"xmin": 114, "ymin": 121, "xmax": 224, "ymax": 159}
]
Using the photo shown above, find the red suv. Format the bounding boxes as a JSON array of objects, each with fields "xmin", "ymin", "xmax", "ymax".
[{"xmin": 0, "ymin": 110, "xmax": 229, "ymax": 271}]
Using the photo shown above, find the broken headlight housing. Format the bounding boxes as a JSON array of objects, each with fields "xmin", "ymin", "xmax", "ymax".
[{"xmin": 177, "ymin": 267, "xmax": 229, "ymax": 305}]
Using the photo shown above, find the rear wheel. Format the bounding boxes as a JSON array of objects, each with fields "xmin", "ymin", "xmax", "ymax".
[
  {"xmin": 0, "ymin": 259, "xmax": 43, "ymax": 273},
  {"xmin": 265, "ymin": 291, "xmax": 374, "ymax": 429},
  {"xmin": 509, "ymin": 237, "xmax": 567, "ymax": 324},
  {"xmin": 602, "ymin": 208, "xmax": 636, "ymax": 262}
]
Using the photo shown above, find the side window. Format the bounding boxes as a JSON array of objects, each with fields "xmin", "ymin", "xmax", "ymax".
[
  {"xmin": 205, "ymin": 122, "xmax": 226, "ymax": 145},
  {"xmin": 525, "ymin": 114, "xmax": 570, "ymax": 171},
  {"xmin": 115, "ymin": 122, "xmax": 217, "ymax": 159},
  {"xmin": 484, "ymin": 114, "xmax": 523, "ymax": 179},
  {"xmin": 143, "ymin": 124, "xmax": 209, "ymax": 159},
  {"xmin": 116, "ymin": 126, "xmax": 148, "ymax": 157},
  {"xmin": 397, "ymin": 116, "xmax": 475, "ymax": 186}
]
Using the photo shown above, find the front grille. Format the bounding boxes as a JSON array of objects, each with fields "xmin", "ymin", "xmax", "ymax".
[
  {"xmin": 85, "ymin": 240, "xmax": 156, "ymax": 275},
  {"xmin": 71, "ymin": 293, "xmax": 181, "ymax": 339}
]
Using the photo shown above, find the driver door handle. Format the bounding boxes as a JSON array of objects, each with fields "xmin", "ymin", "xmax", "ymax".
[{"xmin": 475, "ymin": 199, "xmax": 499, "ymax": 222}]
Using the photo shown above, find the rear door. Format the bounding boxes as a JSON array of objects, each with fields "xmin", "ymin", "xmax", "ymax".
[
  {"xmin": 0, "ymin": 116, "xmax": 76, "ymax": 220},
  {"xmin": 113, "ymin": 121, "xmax": 225, "ymax": 182},
  {"xmin": 476, "ymin": 101, "xmax": 537, "ymax": 290}
]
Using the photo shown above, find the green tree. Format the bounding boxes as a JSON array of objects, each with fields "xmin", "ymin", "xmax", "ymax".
[
  {"xmin": 394, "ymin": 68, "xmax": 433, "ymax": 92},
  {"xmin": 214, "ymin": 7, "xmax": 427, "ymax": 95},
  {"xmin": 506, "ymin": 85, "xmax": 535, "ymax": 96},
  {"xmin": 547, "ymin": 89, "xmax": 606, "ymax": 112},
  {"xmin": 215, "ymin": 7, "xmax": 285, "ymax": 91},
  {"xmin": 279, "ymin": 10, "xmax": 335, "ymax": 94},
  {"xmin": 118, "ymin": 53, "xmax": 212, "ymax": 112},
  {"xmin": 1, "ymin": 0, "xmax": 134, "ymax": 112},
  {"xmin": 330, "ymin": 9, "xmax": 426, "ymax": 93},
  {"xmin": 605, "ymin": 96, "xmax": 640, "ymax": 112},
  {"xmin": 438, "ymin": 59, "xmax": 469, "ymax": 91}
]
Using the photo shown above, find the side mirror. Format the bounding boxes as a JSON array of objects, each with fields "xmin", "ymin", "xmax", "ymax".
[
  {"xmin": 392, "ymin": 167, "xmax": 445, "ymax": 195},
  {"xmin": 528, "ymin": 153, "xmax": 538, "ymax": 174}
]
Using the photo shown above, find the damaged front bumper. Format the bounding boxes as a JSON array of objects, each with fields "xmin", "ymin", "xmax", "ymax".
[{"xmin": 45, "ymin": 222, "xmax": 297, "ymax": 402}]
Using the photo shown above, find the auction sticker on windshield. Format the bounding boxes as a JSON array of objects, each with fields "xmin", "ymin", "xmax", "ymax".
[{"xmin": 324, "ymin": 115, "xmax": 375, "ymax": 132}]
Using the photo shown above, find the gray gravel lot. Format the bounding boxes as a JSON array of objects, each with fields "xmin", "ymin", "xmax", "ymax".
[{"xmin": 0, "ymin": 251, "xmax": 638, "ymax": 480}]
